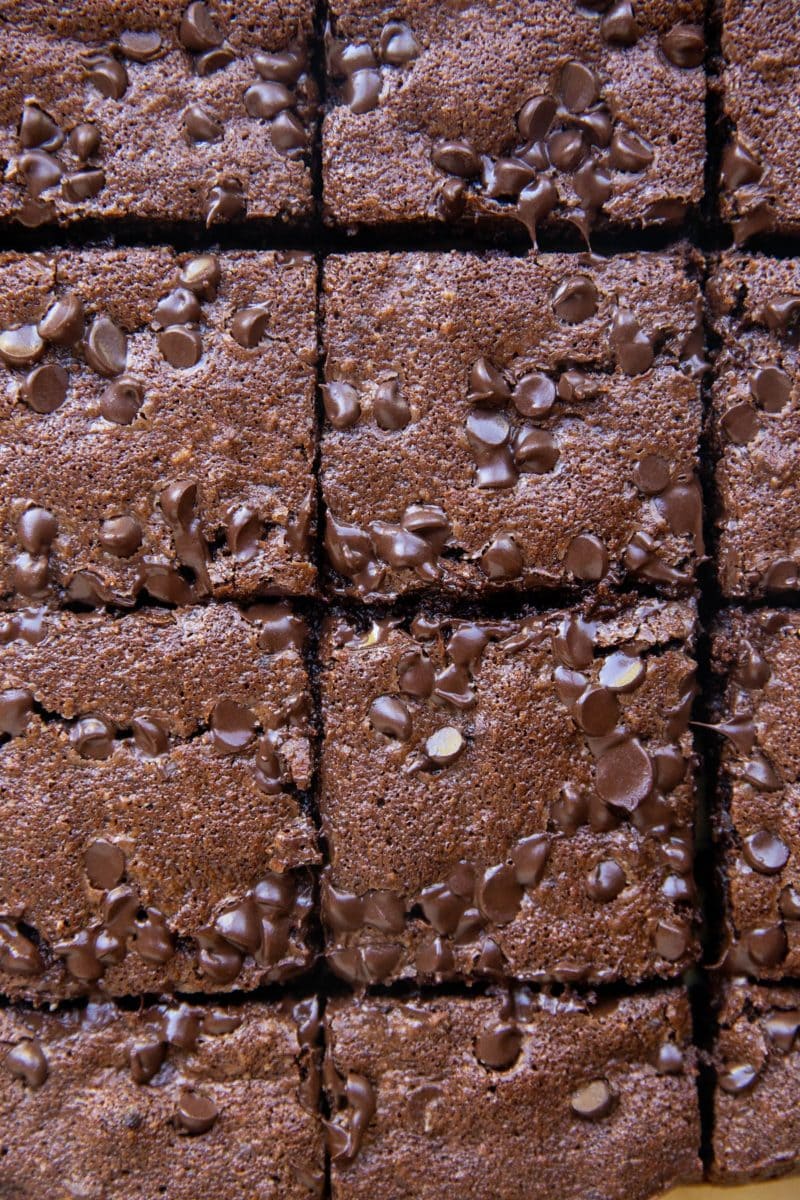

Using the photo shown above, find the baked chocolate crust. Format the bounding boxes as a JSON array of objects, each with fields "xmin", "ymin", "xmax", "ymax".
[
  {"xmin": 0, "ymin": 602, "xmax": 319, "ymax": 1000},
  {"xmin": 0, "ymin": 997, "xmax": 324, "ymax": 1199},
  {"xmin": 325, "ymin": 987, "xmax": 701, "ymax": 1200},
  {"xmin": 322, "ymin": 0, "xmax": 706, "ymax": 237},
  {"xmin": 320, "ymin": 597, "xmax": 699, "ymax": 986},
  {"xmin": 0, "ymin": 248, "xmax": 317, "ymax": 604},
  {"xmin": 0, "ymin": 1, "xmax": 316, "ymax": 227}
]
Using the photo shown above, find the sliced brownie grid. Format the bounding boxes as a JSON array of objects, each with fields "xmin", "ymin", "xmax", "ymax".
[
  {"xmin": 322, "ymin": 249, "xmax": 704, "ymax": 599},
  {"xmin": 322, "ymin": 0, "xmax": 706, "ymax": 237},
  {"xmin": 320, "ymin": 597, "xmax": 699, "ymax": 986},
  {"xmin": 0, "ymin": 248, "xmax": 317, "ymax": 603},
  {"xmin": 0, "ymin": 602, "xmax": 318, "ymax": 1000},
  {"xmin": 0, "ymin": 0, "xmax": 316, "ymax": 227}
]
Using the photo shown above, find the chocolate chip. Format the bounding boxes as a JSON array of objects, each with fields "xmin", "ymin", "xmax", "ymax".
[
  {"xmin": 131, "ymin": 715, "xmax": 169, "ymax": 757},
  {"xmin": 38, "ymin": 293, "xmax": 85, "ymax": 345},
  {"xmin": 657, "ymin": 1043, "xmax": 685, "ymax": 1074},
  {"xmin": 176, "ymin": 1089, "xmax": 219, "ymax": 1135},
  {"xmin": 271, "ymin": 111, "xmax": 308, "ymax": 154},
  {"xmin": 19, "ymin": 104, "xmax": 62, "ymax": 151},
  {"xmin": 512, "ymin": 372, "xmax": 556, "ymax": 419},
  {"xmin": 0, "ymin": 324, "xmax": 45, "ymax": 367},
  {"xmin": 560, "ymin": 62, "xmax": 598, "ymax": 113},
  {"xmin": 84, "ymin": 55, "xmax": 129, "ymax": 100},
  {"xmin": 475, "ymin": 1025, "xmax": 522, "ymax": 1069},
  {"xmin": 244, "ymin": 80, "xmax": 294, "ymax": 120},
  {"xmin": 374, "ymin": 379, "xmax": 410, "ymax": 430},
  {"xmin": 565, "ymin": 533, "xmax": 608, "ymax": 582},
  {"xmin": 721, "ymin": 401, "xmax": 759, "ymax": 445},
  {"xmin": 468, "ymin": 357, "xmax": 510, "ymax": 405},
  {"xmin": 517, "ymin": 94, "xmax": 557, "ymax": 141},
  {"xmin": 344, "ymin": 68, "xmax": 382, "ymax": 114},
  {"xmin": 553, "ymin": 275, "xmax": 598, "ymax": 323},
  {"xmin": 210, "ymin": 699, "xmax": 257, "ymax": 754},
  {"xmin": 633, "ymin": 454, "xmax": 670, "ymax": 494},
  {"xmin": 743, "ymin": 831, "xmax": 789, "ymax": 875},
  {"xmin": 204, "ymin": 179, "xmax": 245, "ymax": 225},
  {"xmin": 661, "ymin": 24, "xmax": 705, "ymax": 67},
  {"xmin": 324, "ymin": 381, "xmax": 360, "ymax": 429},
  {"xmin": 84, "ymin": 839, "xmax": 125, "ymax": 889},
  {"xmin": 254, "ymin": 49, "xmax": 304, "ymax": 84},
  {"xmin": 179, "ymin": 254, "xmax": 221, "ymax": 299},
  {"xmin": 780, "ymin": 885, "xmax": 800, "ymax": 919},
  {"xmin": 130, "ymin": 1040, "xmax": 166, "ymax": 1084},
  {"xmin": 719, "ymin": 1063, "xmax": 759, "ymax": 1095},
  {"xmin": 655, "ymin": 919, "xmax": 689, "ymax": 961},
  {"xmin": 763, "ymin": 1010, "xmax": 800, "ymax": 1053},
  {"xmin": 586, "ymin": 859, "xmax": 626, "ymax": 901},
  {"xmin": 118, "ymin": 30, "xmax": 163, "ymax": 62},
  {"xmin": 548, "ymin": 129, "xmax": 587, "ymax": 172},
  {"xmin": 369, "ymin": 695, "xmax": 411, "ymax": 741},
  {"xmin": 511, "ymin": 834, "xmax": 550, "ymax": 886},
  {"xmin": 575, "ymin": 686, "xmax": 619, "ymax": 735},
  {"xmin": 750, "ymin": 366, "xmax": 791, "ymax": 413},
  {"xmin": 596, "ymin": 737, "xmax": 653, "ymax": 812},
  {"xmin": 0, "ymin": 688, "xmax": 34, "ymax": 736},
  {"xmin": 6, "ymin": 1039, "xmax": 48, "ymax": 1087},
  {"xmin": 553, "ymin": 615, "xmax": 594, "ymax": 669},
  {"xmin": 425, "ymin": 726, "xmax": 465, "ymax": 766},
  {"xmin": 571, "ymin": 1079, "xmax": 613, "ymax": 1119},
  {"xmin": 154, "ymin": 288, "xmax": 202, "ymax": 329},
  {"xmin": 180, "ymin": 2, "xmax": 222, "ymax": 52},
  {"xmin": 84, "ymin": 316, "xmax": 127, "ymax": 376},
  {"xmin": 68, "ymin": 123, "xmax": 101, "ymax": 160},
  {"xmin": 514, "ymin": 427, "xmax": 559, "ymax": 474},
  {"xmin": 184, "ymin": 103, "xmax": 223, "ymax": 143},
  {"xmin": 475, "ymin": 447, "xmax": 518, "ymax": 489},
  {"xmin": 721, "ymin": 138, "xmax": 763, "ymax": 189},
  {"xmin": 336, "ymin": 42, "xmax": 377, "ymax": 73},
  {"xmin": 480, "ymin": 533, "xmax": 523, "ymax": 580},
  {"xmin": 479, "ymin": 864, "xmax": 523, "ymax": 924},
  {"xmin": 100, "ymin": 375, "xmax": 144, "ymax": 424},
  {"xmin": 99, "ymin": 514, "xmax": 142, "ymax": 557},
  {"xmin": 158, "ymin": 326, "xmax": 202, "ymax": 368},
  {"xmin": 600, "ymin": 0, "xmax": 639, "ymax": 45},
  {"xmin": 380, "ymin": 21, "xmax": 420, "ymax": 65},
  {"xmin": 21, "ymin": 363, "xmax": 68, "ymax": 413},
  {"xmin": 610, "ymin": 128, "xmax": 654, "ymax": 172},
  {"xmin": 748, "ymin": 923, "xmax": 788, "ymax": 967},
  {"xmin": 62, "ymin": 169, "xmax": 106, "ymax": 202},
  {"xmin": 18, "ymin": 506, "xmax": 57, "ymax": 554},
  {"xmin": 467, "ymin": 407, "xmax": 510, "ymax": 450},
  {"xmin": 196, "ymin": 45, "xmax": 235, "ymax": 75},
  {"xmin": 516, "ymin": 178, "xmax": 558, "ymax": 244},
  {"xmin": 70, "ymin": 715, "xmax": 115, "ymax": 760},
  {"xmin": 432, "ymin": 139, "xmax": 480, "ymax": 178},
  {"xmin": 231, "ymin": 306, "xmax": 268, "ymax": 349},
  {"xmin": 599, "ymin": 652, "xmax": 645, "ymax": 693}
]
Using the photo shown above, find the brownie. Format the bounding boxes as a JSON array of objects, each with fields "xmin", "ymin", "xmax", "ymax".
[
  {"xmin": 320, "ymin": 596, "xmax": 699, "ymax": 986},
  {"xmin": 322, "ymin": 1, "xmax": 706, "ymax": 236},
  {"xmin": 0, "ymin": 996, "xmax": 324, "ymax": 1198},
  {"xmin": 325, "ymin": 986, "xmax": 701, "ymax": 1200},
  {"xmin": 321, "ymin": 249, "xmax": 704, "ymax": 600},
  {"xmin": 0, "ymin": 247, "xmax": 317, "ymax": 604},
  {"xmin": 718, "ymin": 0, "xmax": 800, "ymax": 241},
  {"xmin": 0, "ymin": 602, "xmax": 319, "ymax": 1000},
  {"xmin": 0, "ymin": 1, "xmax": 316, "ymax": 227},
  {"xmin": 709, "ymin": 254, "xmax": 800, "ymax": 599},
  {"xmin": 711, "ymin": 980, "xmax": 800, "ymax": 1183},
  {"xmin": 710, "ymin": 609, "xmax": 800, "ymax": 980}
]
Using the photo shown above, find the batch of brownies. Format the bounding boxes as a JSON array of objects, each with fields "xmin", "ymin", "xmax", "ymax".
[{"xmin": 1, "ymin": 1, "xmax": 799, "ymax": 1197}]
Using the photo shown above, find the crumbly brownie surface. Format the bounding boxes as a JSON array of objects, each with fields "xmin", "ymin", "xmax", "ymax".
[
  {"xmin": 322, "ymin": 249, "xmax": 704, "ymax": 599},
  {"xmin": 718, "ymin": 0, "xmax": 800, "ymax": 241},
  {"xmin": 325, "ymin": 987, "xmax": 701, "ymax": 1200},
  {"xmin": 0, "ymin": 1, "xmax": 316, "ymax": 227},
  {"xmin": 320, "ymin": 597, "xmax": 699, "ymax": 986},
  {"xmin": 711, "ymin": 980, "xmax": 800, "ymax": 1183},
  {"xmin": 323, "ymin": 0, "xmax": 706, "ymax": 236},
  {"xmin": 709, "ymin": 254, "xmax": 800, "ymax": 599},
  {"xmin": 0, "ymin": 248, "xmax": 317, "ymax": 604},
  {"xmin": 0, "ymin": 602, "xmax": 319, "ymax": 1000},
  {"xmin": 710, "ymin": 609, "xmax": 800, "ymax": 979},
  {"xmin": 0, "ymin": 997, "xmax": 324, "ymax": 1199}
]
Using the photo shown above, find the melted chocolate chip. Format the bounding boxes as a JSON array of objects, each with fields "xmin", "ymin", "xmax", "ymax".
[
  {"xmin": 600, "ymin": 0, "xmax": 639, "ymax": 45},
  {"xmin": 82, "ymin": 54, "xmax": 128, "ymax": 99},
  {"xmin": 374, "ymin": 379, "xmax": 410, "ymax": 430},
  {"xmin": 721, "ymin": 401, "xmax": 759, "ymax": 445},
  {"xmin": 324, "ymin": 381, "xmax": 361, "ymax": 429},
  {"xmin": 68, "ymin": 123, "xmax": 101, "ymax": 160},
  {"xmin": 596, "ymin": 737, "xmax": 653, "ymax": 812},
  {"xmin": 20, "ymin": 104, "xmax": 62, "ymax": 151},
  {"xmin": 130, "ymin": 1040, "xmax": 166, "ymax": 1084},
  {"xmin": 70, "ymin": 715, "xmax": 115, "ymax": 760},
  {"xmin": 721, "ymin": 138, "xmax": 763, "ymax": 190},
  {"xmin": 425, "ymin": 726, "xmax": 465, "ymax": 766},
  {"xmin": 205, "ymin": 179, "xmax": 245, "ymax": 225},
  {"xmin": 586, "ymin": 859, "xmax": 626, "ymax": 901},
  {"xmin": 750, "ymin": 366, "xmax": 791, "ymax": 413},
  {"xmin": 432, "ymin": 139, "xmax": 481, "ymax": 179},
  {"xmin": 475, "ymin": 1024, "xmax": 522, "ymax": 1069},
  {"xmin": 517, "ymin": 94, "xmax": 557, "ymax": 142},
  {"xmin": 84, "ymin": 840, "xmax": 126, "ymax": 889},
  {"xmin": 100, "ymin": 376, "xmax": 144, "ymax": 424},
  {"xmin": 180, "ymin": 254, "xmax": 221, "ymax": 299},
  {"xmin": 0, "ymin": 688, "xmax": 34, "ymax": 736},
  {"xmin": 610, "ymin": 129, "xmax": 654, "ymax": 173},
  {"xmin": 99, "ymin": 514, "xmax": 142, "ymax": 556},
  {"xmin": 380, "ymin": 21, "xmax": 420, "ymax": 65},
  {"xmin": 743, "ymin": 832, "xmax": 787, "ymax": 879},
  {"xmin": 565, "ymin": 533, "xmax": 608, "ymax": 582},
  {"xmin": 5, "ymin": 1039, "xmax": 48, "ymax": 1087},
  {"xmin": 553, "ymin": 276, "xmax": 598, "ymax": 323},
  {"xmin": 131, "ymin": 715, "xmax": 169, "ymax": 757},
  {"xmin": 118, "ymin": 30, "xmax": 162, "ymax": 62},
  {"xmin": 369, "ymin": 694, "xmax": 412, "ymax": 741},
  {"xmin": 0, "ymin": 325, "xmax": 45, "ymax": 367},
  {"xmin": 210, "ymin": 699, "xmax": 257, "ymax": 753},
  {"xmin": 231, "ymin": 307, "xmax": 268, "ymax": 349},
  {"xmin": 480, "ymin": 533, "xmax": 523, "ymax": 580},
  {"xmin": 154, "ymin": 287, "xmax": 202, "ymax": 328}
]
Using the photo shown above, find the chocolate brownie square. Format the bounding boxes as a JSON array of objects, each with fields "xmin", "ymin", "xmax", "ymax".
[
  {"xmin": 709, "ymin": 253, "xmax": 800, "ymax": 599},
  {"xmin": 322, "ymin": 249, "xmax": 704, "ymax": 599},
  {"xmin": 320, "ymin": 597, "xmax": 699, "ymax": 986},
  {"xmin": 0, "ymin": 996, "xmax": 324, "ymax": 1199},
  {"xmin": 0, "ymin": 248, "xmax": 317, "ymax": 604},
  {"xmin": 0, "ymin": 602, "xmax": 319, "ymax": 1000},
  {"xmin": 325, "ymin": 987, "xmax": 701, "ymax": 1200},
  {"xmin": 718, "ymin": 0, "xmax": 800, "ymax": 241},
  {"xmin": 711, "ymin": 981, "xmax": 800, "ymax": 1183},
  {"xmin": 322, "ymin": 0, "xmax": 706, "ymax": 236},
  {"xmin": 0, "ymin": 1, "xmax": 316, "ymax": 227},
  {"xmin": 710, "ymin": 609, "xmax": 800, "ymax": 979}
]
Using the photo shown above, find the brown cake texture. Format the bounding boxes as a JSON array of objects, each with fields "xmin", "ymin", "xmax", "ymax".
[
  {"xmin": 0, "ymin": 996, "xmax": 324, "ymax": 1199},
  {"xmin": 325, "ymin": 986, "xmax": 701, "ymax": 1200},
  {"xmin": 320, "ymin": 596, "xmax": 699, "ymax": 987},
  {"xmin": 710, "ymin": 609, "xmax": 800, "ymax": 980},
  {"xmin": 322, "ymin": 0, "xmax": 706, "ymax": 237},
  {"xmin": 711, "ymin": 980, "xmax": 800, "ymax": 1183},
  {"xmin": 0, "ymin": 247, "xmax": 317, "ymax": 604},
  {"xmin": 0, "ymin": 0, "xmax": 316, "ymax": 227},
  {"xmin": 709, "ymin": 253, "xmax": 800, "ymax": 599},
  {"xmin": 718, "ymin": 0, "xmax": 800, "ymax": 242},
  {"xmin": 0, "ymin": 602, "xmax": 319, "ymax": 1000},
  {"xmin": 321, "ymin": 249, "xmax": 704, "ymax": 600}
]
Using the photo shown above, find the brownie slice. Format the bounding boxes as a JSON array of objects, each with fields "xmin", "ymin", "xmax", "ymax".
[
  {"xmin": 325, "ymin": 987, "xmax": 701, "ymax": 1200},
  {"xmin": 321, "ymin": 249, "xmax": 704, "ymax": 600},
  {"xmin": 320, "ymin": 597, "xmax": 699, "ymax": 986},
  {"xmin": 709, "ymin": 254, "xmax": 800, "ymax": 599},
  {"xmin": 0, "ymin": 1, "xmax": 316, "ymax": 227},
  {"xmin": 0, "ymin": 602, "xmax": 319, "ymax": 1000},
  {"xmin": 322, "ymin": 0, "xmax": 706, "ymax": 236},
  {"xmin": 0, "ymin": 248, "xmax": 317, "ymax": 603},
  {"xmin": 710, "ymin": 610, "xmax": 800, "ymax": 979},
  {"xmin": 0, "ymin": 996, "xmax": 324, "ymax": 1199},
  {"xmin": 711, "ymin": 980, "xmax": 800, "ymax": 1183},
  {"xmin": 718, "ymin": 0, "xmax": 800, "ymax": 241}
]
